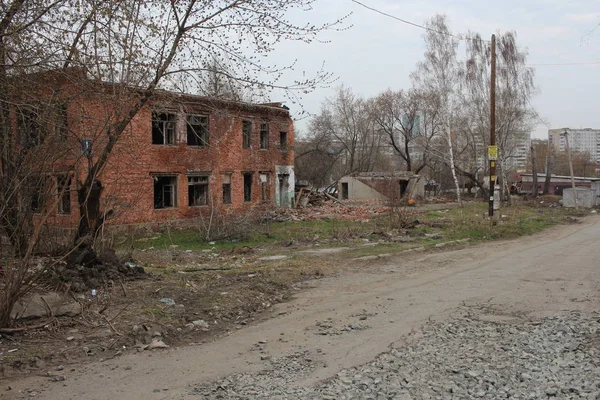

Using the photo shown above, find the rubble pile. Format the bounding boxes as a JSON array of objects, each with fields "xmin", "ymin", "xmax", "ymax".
[{"xmin": 281, "ymin": 201, "xmax": 390, "ymax": 222}]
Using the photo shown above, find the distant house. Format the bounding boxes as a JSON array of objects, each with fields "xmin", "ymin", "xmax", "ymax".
[{"xmin": 338, "ymin": 172, "xmax": 424, "ymax": 202}]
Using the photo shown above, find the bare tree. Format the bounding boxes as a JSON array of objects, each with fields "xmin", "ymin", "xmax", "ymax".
[
  {"xmin": 411, "ymin": 15, "xmax": 462, "ymax": 202},
  {"xmin": 371, "ymin": 89, "xmax": 438, "ymax": 173},
  {"xmin": 308, "ymin": 86, "xmax": 384, "ymax": 176},
  {"xmin": 460, "ymin": 31, "xmax": 537, "ymax": 199}
]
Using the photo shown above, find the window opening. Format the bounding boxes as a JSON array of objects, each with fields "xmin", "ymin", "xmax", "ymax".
[
  {"xmin": 152, "ymin": 112, "xmax": 176, "ymax": 145},
  {"xmin": 154, "ymin": 175, "xmax": 177, "ymax": 208}
]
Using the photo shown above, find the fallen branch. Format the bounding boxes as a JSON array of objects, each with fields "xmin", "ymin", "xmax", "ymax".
[
  {"xmin": 108, "ymin": 303, "xmax": 131, "ymax": 322},
  {"xmin": 0, "ymin": 319, "xmax": 55, "ymax": 334},
  {"xmin": 103, "ymin": 315, "xmax": 123, "ymax": 336}
]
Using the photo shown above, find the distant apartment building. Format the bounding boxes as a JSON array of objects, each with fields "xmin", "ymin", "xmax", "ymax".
[
  {"xmin": 549, "ymin": 128, "xmax": 600, "ymax": 162},
  {"xmin": 508, "ymin": 135, "xmax": 531, "ymax": 171},
  {"xmin": 473, "ymin": 131, "xmax": 530, "ymax": 172}
]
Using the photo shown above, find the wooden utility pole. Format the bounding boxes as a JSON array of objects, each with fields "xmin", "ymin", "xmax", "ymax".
[
  {"xmin": 488, "ymin": 34, "xmax": 497, "ymax": 217},
  {"xmin": 543, "ymin": 141, "xmax": 552, "ymax": 195},
  {"xmin": 531, "ymin": 144, "xmax": 538, "ymax": 197},
  {"xmin": 564, "ymin": 129, "xmax": 578, "ymax": 208}
]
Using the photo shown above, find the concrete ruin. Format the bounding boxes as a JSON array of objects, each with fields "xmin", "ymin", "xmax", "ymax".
[{"xmin": 338, "ymin": 172, "xmax": 424, "ymax": 202}]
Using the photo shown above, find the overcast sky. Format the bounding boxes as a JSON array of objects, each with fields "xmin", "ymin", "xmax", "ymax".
[{"xmin": 273, "ymin": 0, "xmax": 600, "ymax": 140}]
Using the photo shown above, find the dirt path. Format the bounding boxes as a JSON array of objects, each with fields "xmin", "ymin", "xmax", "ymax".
[{"xmin": 3, "ymin": 216, "xmax": 599, "ymax": 399}]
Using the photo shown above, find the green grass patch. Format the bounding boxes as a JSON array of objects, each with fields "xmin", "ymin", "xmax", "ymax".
[{"xmin": 119, "ymin": 202, "xmax": 585, "ymax": 257}]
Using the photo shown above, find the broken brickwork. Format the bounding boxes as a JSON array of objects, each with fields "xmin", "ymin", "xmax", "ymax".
[{"xmin": 28, "ymin": 77, "xmax": 295, "ymax": 228}]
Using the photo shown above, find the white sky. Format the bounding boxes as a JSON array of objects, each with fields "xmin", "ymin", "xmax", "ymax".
[{"xmin": 271, "ymin": 0, "xmax": 600, "ymax": 140}]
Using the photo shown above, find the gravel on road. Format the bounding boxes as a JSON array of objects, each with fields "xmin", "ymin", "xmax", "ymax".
[{"xmin": 191, "ymin": 310, "xmax": 600, "ymax": 400}]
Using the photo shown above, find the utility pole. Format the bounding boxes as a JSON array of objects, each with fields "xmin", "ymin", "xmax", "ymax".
[
  {"xmin": 543, "ymin": 141, "xmax": 552, "ymax": 195},
  {"xmin": 488, "ymin": 34, "xmax": 497, "ymax": 217},
  {"xmin": 531, "ymin": 144, "xmax": 538, "ymax": 197},
  {"xmin": 564, "ymin": 129, "xmax": 578, "ymax": 208}
]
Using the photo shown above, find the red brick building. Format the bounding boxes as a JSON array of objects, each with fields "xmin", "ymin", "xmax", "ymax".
[{"xmin": 27, "ymin": 75, "xmax": 295, "ymax": 228}]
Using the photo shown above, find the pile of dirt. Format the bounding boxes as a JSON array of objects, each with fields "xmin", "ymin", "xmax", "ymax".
[{"xmin": 41, "ymin": 248, "xmax": 146, "ymax": 292}]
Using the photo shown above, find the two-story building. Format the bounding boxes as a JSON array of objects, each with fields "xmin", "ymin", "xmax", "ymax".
[{"xmin": 23, "ymin": 71, "xmax": 295, "ymax": 229}]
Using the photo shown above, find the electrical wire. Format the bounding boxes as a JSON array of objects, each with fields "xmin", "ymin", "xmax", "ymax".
[
  {"xmin": 525, "ymin": 95, "xmax": 551, "ymax": 131},
  {"xmin": 349, "ymin": 0, "xmax": 466, "ymax": 41},
  {"xmin": 351, "ymin": 0, "xmax": 600, "ymax": 67},
  {"xmin": 527, "ymin": 61, "xmax": 600, "ymax": 66}
]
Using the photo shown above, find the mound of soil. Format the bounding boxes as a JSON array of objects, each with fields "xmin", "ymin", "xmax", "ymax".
[{"xmin": 42, "ymin": 247, "xmax": 146, "ymax": 292}]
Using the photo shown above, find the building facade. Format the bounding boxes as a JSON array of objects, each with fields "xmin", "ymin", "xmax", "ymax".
[
  {"xmin": 25, "ymin": 74, "xmax": 295, "ymax": 228},
  {"xmin": 548, "ymin": 128, "xmax": 600, "ymax": 162}
]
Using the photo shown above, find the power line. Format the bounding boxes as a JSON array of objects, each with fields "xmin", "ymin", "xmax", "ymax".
[
  {"xmin": 525, "ymin": 95, "xmax": 551, "ymax": 131},
  {"xmin": 349, "ymin": 0, "xmax": 465, "ymax": 41},
  {"xmin": 527, "ymin": 61, "xmax": 600, "ymax": 66},
  {"xmin": 351, "ymin": 0, "xmax": 599, "ymax": 68}
]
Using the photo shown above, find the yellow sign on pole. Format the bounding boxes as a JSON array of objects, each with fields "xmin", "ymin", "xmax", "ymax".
[{"xmin": 488, "ymin": 145, "xmax": 498, "ymax": 160}]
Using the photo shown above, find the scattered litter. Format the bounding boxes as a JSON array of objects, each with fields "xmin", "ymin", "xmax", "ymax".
[
  {"xmin": 146, "ymin": 339, "xmax": 169, "ymax": 350},
  {"xmin": 258, "ymin": 255, "xmax": 288, "ymax": 261},
  {"xmin": 192, "ymin": 320, "xmax": 209, "ymax": 329},
  {"xmin": 8, "ymin": 349, "xmax": 17, "ymax": 353},
  {"xmin": 160, "ymin": 298, "xmax": 176, "ymax": 306}
]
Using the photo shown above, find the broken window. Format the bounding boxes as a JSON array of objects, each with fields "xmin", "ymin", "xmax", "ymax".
[
  {"xmin": 222, "ymin": 174, "xmax": 232, "ymax": 205},
  {"xmin": 260, "ymin": 173, "xmax": 270, "ymax": 202},
  {"xmin": 154, "ymin": 175, "xmax": 177, "ymax": 209},
  {"xmin": 279, "ymin": 131, "xmax": 288, "ymax": 150},
  {"xmin": 260, "ymin": 123, "xmax": 269, "ymax": 149},
  {"xmin": 152, "ymin": 112, "xmax": 176, "ymax": 145},
  {"xmin": 57, "ymin": 174, "xmax": 71, "ymax": 214},
  {"xmin": 186, "ymin": 114, "xmax": 209, "ymax": 146},
  {"xmin": 54, "ymin": 104, "xmax": 68, "ymax": 140},
  {"xmin": 18, "ymin": 106, "xmax": 43, "ymax": 148},
  {"xmin": 243, "ymin": 173, "xmax": 252, "ymax": 202},
  {"xmin": 188, "ymin": 175, "xmax": 209, "ymax": 206},
  {"xmin": 242, "ymin": 120, "xmax": 252, "ymax": 148},
  {"xmin": 28, "ymin": 176, "xmax": 46, "ymax": 213}
]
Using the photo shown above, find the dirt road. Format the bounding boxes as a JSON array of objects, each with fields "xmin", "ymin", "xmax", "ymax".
[{"xmin": 4, "ymin": 216, "xmax": 599, "ymax": 399}]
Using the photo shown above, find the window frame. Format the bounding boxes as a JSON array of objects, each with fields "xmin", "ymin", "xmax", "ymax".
[
  {"xmin": 187, "ymin": 174, "xmax": 209, "ymax": 206},
  {"xmin": 242, "ymin": 120, "xmax": 252, "ymax": 148},
  {"xmin": 279, "ymin": 131, "xmax": 288, "ymax": 150},
  {"xmin": 259, "ymin": 123, "xmax": 269, "ymax": 149},
  {"xmin": 222, "ymin": 173, "xmax": 232, "ymax": 205},
  {"xmin": 152, "ymin": 112, "xmax": 177, "ymax": 145},
  {"xmin": 153, "ymin": 175, "xmax": 178, "ymax": 209},
  {"xmin": 243, "ymin": 172, "xmax": 253, "ymax": 203},
  {"xmin": 17, "ymin": 105, "xmax": 43, "ymax": 148},
  {"xmin": 29, "ymin": 176, "xmax": 46, "ymax": 214},
  {"xmin": 259, "ymin": 172, "xmax": 271, "ymax": 202},
  {"xmin": 186, "ymin": 114, "xmax": 209, "ymax": 147}
]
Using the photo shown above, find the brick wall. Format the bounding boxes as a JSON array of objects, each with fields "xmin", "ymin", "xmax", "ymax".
[{"xmin": 34, "ymin": 84, "xmax": 295, "ymax": 227}]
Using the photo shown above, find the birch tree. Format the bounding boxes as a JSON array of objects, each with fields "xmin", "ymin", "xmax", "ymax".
[
  {"xmin": 460, "ymin": 31, "xmax": 537, "ymax": 199},
  {"xmin": 411, "ymin": 15, "xmax": 462, "ymax": 203}
]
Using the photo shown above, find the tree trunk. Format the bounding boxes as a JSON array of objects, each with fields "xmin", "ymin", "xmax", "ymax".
[
  {"xmin": 74, "ymin": 179, "xmax": 103, "ymax": 246},
  {"xmin": 405, "ymin": 137, "xmax": 412, "ymax": 172},
  {"xmin": 543, "ymin": 149, "xmax": 552, "ymax": 195},
  {"xmin": 446, "ymin": 123, "xmax": 461, "ymax": 204}
]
